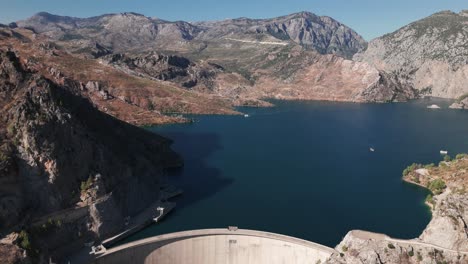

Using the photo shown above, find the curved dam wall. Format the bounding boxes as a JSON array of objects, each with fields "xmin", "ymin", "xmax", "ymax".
[{"xmin": 94, "ymin": 228, "xmax": 336, "ymax": 264}]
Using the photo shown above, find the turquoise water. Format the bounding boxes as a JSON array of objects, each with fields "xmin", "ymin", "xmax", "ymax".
[{"xmin": 126, "ymin": 99, "xmax": 468, "ymax": 247}]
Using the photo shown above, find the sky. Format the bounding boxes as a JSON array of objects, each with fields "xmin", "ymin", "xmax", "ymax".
[{"xmin": 0, "ymin": 0, "xmax": 466, "ymax": 40}]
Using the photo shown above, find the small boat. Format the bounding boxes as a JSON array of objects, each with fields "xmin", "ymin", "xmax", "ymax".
[
  {"xmin": 440, "ymin": 150, "xmax": 448, "ymax": 155},
  {"xmin": 427, "ymin": 104, "xmax": 441, "ymax": 109},
  {"xmin": 370, "ymin": 148, "xmax": 375, "ymax": 152},
  {"xmin": 244, "ymin": 114, "xmax": 249, "ymax": 118}
]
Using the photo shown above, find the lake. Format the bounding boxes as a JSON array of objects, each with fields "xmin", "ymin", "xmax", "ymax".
[{"xmin": 125, "ymin": 98, "xmax": 468, "ymax": 247}]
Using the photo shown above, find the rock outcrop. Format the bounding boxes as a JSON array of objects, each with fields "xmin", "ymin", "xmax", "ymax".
[
  {"xmin": 450, "ymin": 97, "xmax": 468, "ymax": 109},
  {"xmin": 101, "ymin": 52, "xmax": 224, "ymax": 90},
  {"xmin": 0, "ymin": 47, "xmax": 182, "ymax": 262},
  {"xmin": 328, "ymin": 156, "xmax": 468, "ymax": 264},
  {"xmin": 355, "ymin": 10, "xmax": 468, "ymax": 99}
]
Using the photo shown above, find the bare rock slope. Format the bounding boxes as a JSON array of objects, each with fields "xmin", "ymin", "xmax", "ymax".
[{"xmin": 355, "ymin": 10, "xmax": 468, "ymax": 99}]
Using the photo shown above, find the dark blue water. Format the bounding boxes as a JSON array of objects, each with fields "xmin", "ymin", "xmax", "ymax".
[{"xmin": 126, "ymin": 99, "xmax": 468, "ymax": 247}]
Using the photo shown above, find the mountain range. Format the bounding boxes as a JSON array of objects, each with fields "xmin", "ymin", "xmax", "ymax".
[{"xmin": 1, "ymin": 9, "xmax": 468, "ymax": 263}]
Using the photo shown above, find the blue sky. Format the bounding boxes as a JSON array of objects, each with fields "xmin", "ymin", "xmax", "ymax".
[{"xmin": 0, "ymin": 0, "xmax": 466, "ymax": 40}]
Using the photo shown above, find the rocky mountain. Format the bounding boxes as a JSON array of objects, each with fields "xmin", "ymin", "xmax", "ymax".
[
  {"xmin": 355, "ymin": 10, "xmax": 468, "ymax": 99},
  {"xmin": 13, "ymin": 11, "xmax": 425, "ymax": 105},
  {"xmin": 17, "ymin": 11, "xmax": 366, "ymax": 59},
  {"xmin": 0, "ymin": 42, "xmax": 184, "ymax": 262},
  {"xmin": 193, "ymin": 11, "xmax": 367, "ymax": 58}
]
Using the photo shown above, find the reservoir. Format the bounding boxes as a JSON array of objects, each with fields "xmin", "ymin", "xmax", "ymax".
[{"xmin": 125, "ymin": 99, "xmax": 468, "ymax": 247}]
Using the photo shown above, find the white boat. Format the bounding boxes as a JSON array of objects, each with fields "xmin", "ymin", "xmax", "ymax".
[
  {"xmin": 440, "ymin": 150, "xmax": 448, "ymax": 155},
  {"xmin": 370, "ymin": 148, "xmax": 375, "ymax": 152},
  {"xmin": 244, "ymin": 114, "xmax": 249, "ymax": 118},
  {"xmin": 427, "ymin": 104, "xmax": 441, "ymax": 109}
]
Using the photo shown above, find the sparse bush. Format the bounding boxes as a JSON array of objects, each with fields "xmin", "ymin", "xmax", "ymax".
[
  {"xmin": 18, "ymin": 230, "xmax": 31, "ymax": 251},
  {"xmin": 80, "ymin": 177, "xmax": 93, "ymax": 193},
  {"xmin": 425, "ymin": 194, "xmax": 435, "ymax": 205},
  {"xmin": 403, "ymin": 163, "xmax": 421, "ymax": 177},
  {"xmin": 388, "ymin": 243, "xmax": 395, "ymax": 249},
  {"xmin": 455, "ymin": 154, "xmax": 466, "ymax": 160},
  {"xmin": 427, "ymin": 179, "xmax": 446, "ymax": 194},
  {"xmin": 342, "ymin": 245, "xmax": 348, "ymax": 252},
  {"xmin": 408, "ymin": 249, "xmax": 414, "ymax": 257},
  {"xmin": 443, "ymin": 155, "xmax": 451, "ymax": 162},
  {"xmin": 424, "ymin": 163, "xmax": 435, "ymax": 169}
]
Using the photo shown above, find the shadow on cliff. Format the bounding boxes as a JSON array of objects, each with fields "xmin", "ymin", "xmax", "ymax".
[{"xmin": 158, "ymin": 131, "xmax": 233, "ymax": 210}]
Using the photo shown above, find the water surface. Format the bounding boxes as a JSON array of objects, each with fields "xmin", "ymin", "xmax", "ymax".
[{"xmin": 126, "ymin": 99, "xmax": 468, "ymax": 247}]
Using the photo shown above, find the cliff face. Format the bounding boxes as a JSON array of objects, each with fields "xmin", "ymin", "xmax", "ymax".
[
  {"xmin": 328, "ymin": 156, "xmax": 468, "ymax": 264},
  {"xmin": 0, "ymin": 47, "xmax": 182, "ymax": 262},
  {"xmin": 355, "ymin": 10, "xmax": 468, "ymax": 99}
]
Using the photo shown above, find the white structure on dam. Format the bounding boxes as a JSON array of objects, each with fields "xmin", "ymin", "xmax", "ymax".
[{"xmin": 94, "ymin": 228, "xmax": 337, "ymax": 264}]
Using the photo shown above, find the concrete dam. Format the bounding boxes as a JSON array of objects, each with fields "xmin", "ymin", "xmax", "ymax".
[{"xmin": 94, "ymin": 228, "xmax": 337, "ymax": 264}]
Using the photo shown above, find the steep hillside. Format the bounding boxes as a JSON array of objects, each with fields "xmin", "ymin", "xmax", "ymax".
[
  {"xmin": 355, "ymin": 10, "xmax": 468, "ymax": 99},
  {"xmin": 0, "ymin": 45, "xmax": 183, "ymax": 262},
  {"xmin": 0, "ymin": 27, "xmax": 238, "ymax": 125}
]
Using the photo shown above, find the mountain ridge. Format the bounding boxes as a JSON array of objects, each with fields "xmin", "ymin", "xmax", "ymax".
[{"xmin": 17, "ymin": 10, "xmax": 367, "ymax": 58}]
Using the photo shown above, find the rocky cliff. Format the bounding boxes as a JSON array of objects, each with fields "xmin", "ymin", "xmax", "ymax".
[
  {"xmin": 355, "ymin": 10, "xmax": 468, "ymax": 99},
  {"xmin": 0, "ymin": 41, "xmax": 182, "ymax": 262},
  {"xmin": 328, "ymin": 155, "xmax": 468, "ymax": 264}
]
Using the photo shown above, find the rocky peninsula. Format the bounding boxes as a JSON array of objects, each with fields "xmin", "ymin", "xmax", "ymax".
[{"xmin": 328, "ymin": 155, "xmax": 468, "ymax": 264}]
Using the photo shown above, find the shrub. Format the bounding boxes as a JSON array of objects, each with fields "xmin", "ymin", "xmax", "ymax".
[
  {"xmin": 425, "ymin": 194, "xmax": 435, "ymax": 205},
  {"xmin": 417, "ymin": 252, "xmax": 423, "ymax": 261},
  {"xmin": 18, "ymin": 230, "xmax": 31, "ymax": 251},
  {"xmin": 456, "ymin": 154, "xmax": 466, "ymax": 160},
  {"xmin": 427, "ymin": 179, "xmax": 446, "ymax": 194},
  {"xmin": 408, "ymin": 250, "xmax": 414, "ymax": 257},
  {"xmin": 342, "ymin": 245, "xmax": 348, "ymax": 252},
  {"xmin": 388, "ymin": 243, "xmax": 395, "ymax": 249},
  {"xmin": 443, "ymin": 155, "xmax": 451, "ymax": 162},
  {"xmin": 424, "ymin": 163, "xmax": 435, "ymax": 169},
  {"xmin": 80, "ymin": 177, "xmax": 93, "ymax": 193},
  {"xmin": 403, "ymin": 163, "xmax": 421, "ymax": 177}
]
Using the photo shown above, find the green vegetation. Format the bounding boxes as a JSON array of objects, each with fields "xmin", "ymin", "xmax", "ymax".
[
  {"xmin": 443, "ymin": 155, "xmax": 451, "ymax": 162},
  {"xmin": 403, "ymin": 163, "xmax": 421, "ymax": 176},
  {"xmin": 387, "ymin": 243, "xmax": 395, "ymax": 249},
  {"xmin": 417, "ymin": 251, "xmax": 423, "ymax": 261},
  {"xmin": 341, "ymin": 245, "xmax": 348, "ymax": 252},
  {"xmin": 424, "ymin": 163, "xmax": 435, "ymax": 169},
  {"xmin": 425, "ymin": 194, "xmax": 435, "ymax": 205},
  {"xmin": 456, "ymin": 93, "xmax": 468, "ymax": 103},
  {"xmin": 408, "ymin": 249, "xmax": 414, "ymax": 257},
  {"xmin": 427, "ymin": 179, "xmax": 446, "ymax": 194},
  {"xmin": 80, "ymin": 177, "xmax": 93, "ymax": 193},
  {"xmin": 39, "ymin": 217, "xmax": 62, "ymax": 232},
  {"xmin": 18, "ymin": 230, "xmax": 32, "ymax": 251},
  {"xmin": 455, "ymin": 154, "xmax": 467, "ymax": 160}
]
